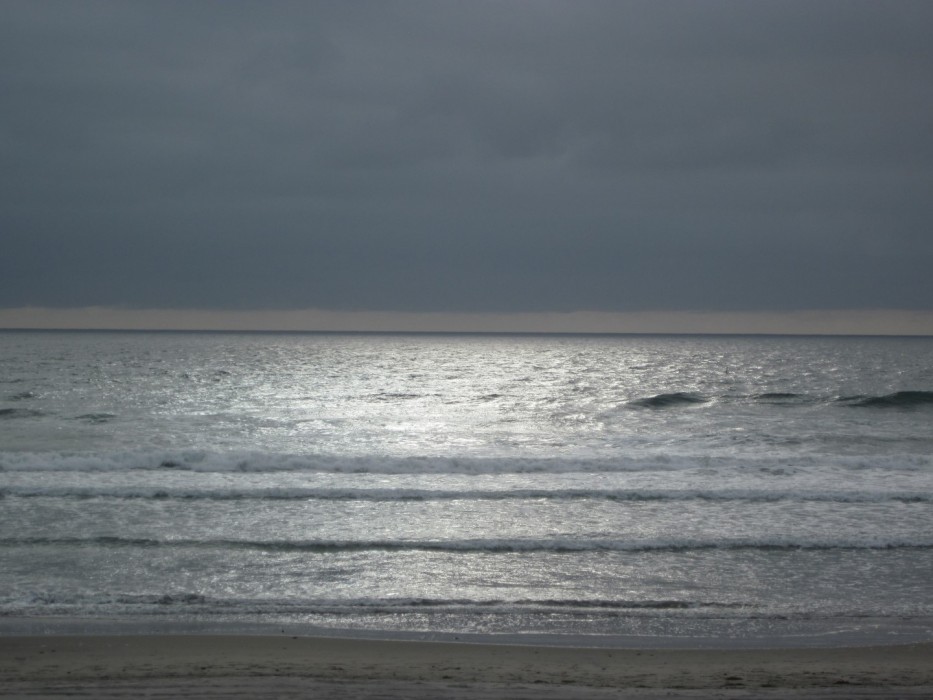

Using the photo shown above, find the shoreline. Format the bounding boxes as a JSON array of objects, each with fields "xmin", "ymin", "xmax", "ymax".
[
  {"xmin": 5, "ymin": 614, "xmax": 932, "ymax": 649},
  {"xmin": 2, "ymin": 635, "xmax": 932, "ymax": 699}
]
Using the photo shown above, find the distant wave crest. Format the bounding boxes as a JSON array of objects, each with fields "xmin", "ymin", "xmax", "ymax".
[
  {"xmin": 0, "ymin": 408, "xmax": 44, "ymax": 420},
  {"xmin": 627, "ymin": 392, "xmax": 709, "ymax": 408},
  {"xmin": 838, "ymin": 391, "xmax": 933, "ymax": 408}
]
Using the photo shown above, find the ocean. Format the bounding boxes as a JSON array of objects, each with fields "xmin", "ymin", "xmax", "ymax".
[{"xmin": 1, "ymin": 330, "xmax": 931, "ymax": 647}]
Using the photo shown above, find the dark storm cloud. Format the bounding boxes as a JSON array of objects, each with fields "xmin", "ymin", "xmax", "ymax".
[{"xmin": 2, "ymin": 0, "xmax": 932, "ymax": 313}]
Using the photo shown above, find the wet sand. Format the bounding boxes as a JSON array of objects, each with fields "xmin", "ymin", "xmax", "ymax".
[{"xmin": 1, "ymin": 635, "xmax": 932, "ymax": 698}]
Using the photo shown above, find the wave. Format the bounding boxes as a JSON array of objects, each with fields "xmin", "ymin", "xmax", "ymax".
[
  {"xmin": 0, "ymin": 451, "xmax": 562, "ymax": 474},
  {"xmin": 367, "ymin": 392, "xmax": 438, "ymax": 401},
  {"xmin": 627, "ymin": 392, "xmax": 709, "ymax": 408},
  {"xmin": 2, "ymin": 449, "xmax": 932, "ymax": 474},
  {"xmin": 0, "ymin": 408, "xmax": 44, "ymax": 420},
  {"xmin": 4, "ymin": 535, "xmax": 931, "ymax": 553},
  {"xmin": 838, "ymin": 391, "xmax": 933, "ymax": 408},
  {"xmin": 0, "ymin": 451, "xmax": 731, "ymax": 474},
  {"xmin": 623, "ymin": 389, "xmax": 933, "ymax": 409},
  {"xmin": 4, "ymin": 592, "xmax": 740, "ymax": 614},
  {"xmin": 72, "ymin": 413, "xmax": 116, "ymax": 424},
  {"xmin": 3, "ymin": 485, "xmax": 930, "ymax": 504},
  {"xmin": 750, "ymin": 392, "xmax": 819, "ymax": 405}
]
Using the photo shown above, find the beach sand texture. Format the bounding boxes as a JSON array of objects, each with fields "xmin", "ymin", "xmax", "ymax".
[{"xmin": 2, "ymin": 635, "xmax": 932, "ymax": 699}]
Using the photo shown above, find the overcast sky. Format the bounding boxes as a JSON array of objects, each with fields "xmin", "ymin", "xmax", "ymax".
[{"xmin": 2, "ymin": 1, "xmax": 932, "ymax": 331}]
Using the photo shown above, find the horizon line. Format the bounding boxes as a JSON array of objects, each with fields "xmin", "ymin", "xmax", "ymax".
[
  {"xmin": 2, "ymin": 327, "xmax": 932, "ymax": 339},
  {"xmin": 2, "ymin": 306, "xmax": 933, "ymax": 336}
]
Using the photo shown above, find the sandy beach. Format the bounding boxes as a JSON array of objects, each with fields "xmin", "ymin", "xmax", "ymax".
[{"xmin": 1, "ymin": 635, "xmax": 932, "ymax": 699}]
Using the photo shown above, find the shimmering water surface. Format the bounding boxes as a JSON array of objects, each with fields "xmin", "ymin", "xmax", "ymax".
[{"xmin": 1, "ymin": 331, "xmax": 932, "ymax": 646}]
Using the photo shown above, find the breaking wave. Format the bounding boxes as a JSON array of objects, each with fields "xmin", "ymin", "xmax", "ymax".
[
  {"xmin": 2, "ymin": 485, "xmax": 930, "ymax": 504},
  {"xmin": 2, "ymin": 449, "xmax": 932, "ymax": 474},
  {"xmin": 2, "ymin": 592, "xmax": 742, "ymax": 615}
]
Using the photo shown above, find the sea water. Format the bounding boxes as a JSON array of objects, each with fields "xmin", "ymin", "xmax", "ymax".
[{"xmin": 1, "ymin": 330, "xmax": 931, "ymax": 647}]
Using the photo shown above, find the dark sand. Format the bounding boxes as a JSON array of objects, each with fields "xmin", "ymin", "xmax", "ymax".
[{"xmin": 1, "ymin": 635, "xmax": 931, "ymax": 698}]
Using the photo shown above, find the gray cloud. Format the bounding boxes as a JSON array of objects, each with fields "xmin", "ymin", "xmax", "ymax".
[{"xmin": 2, "ymin": 0, "xmax": 932, "ymax": 314}]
